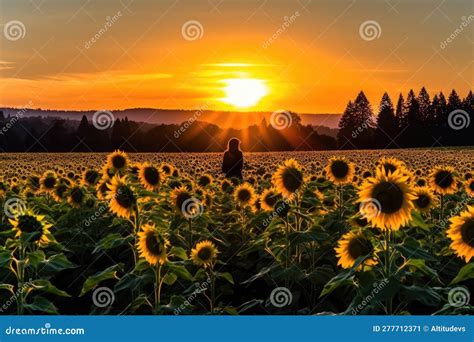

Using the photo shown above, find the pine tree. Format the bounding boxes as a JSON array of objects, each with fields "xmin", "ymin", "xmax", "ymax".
[
  {"xmin": 337, "ymin": 101, "xmax": 355, "ymax": 149},
  {"xmin": 417, "ymin": 87, "xmax": 431, "ymax": 123},
  {"xmin": 375, "ymin": 92, "xmax": 396, "ymax": 148},
  {"xmin": 395, "ymin": 93, "xmax": 405, "ymax": 129},
  {"xmin": 77, "ymin": 115, "xmax": 89, "ymax": 139}
]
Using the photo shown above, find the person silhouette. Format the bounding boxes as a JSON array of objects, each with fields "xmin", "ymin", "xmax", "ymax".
[{"xmin": 222, "ymin": 138, "xmax": 243, "ymax": 180}]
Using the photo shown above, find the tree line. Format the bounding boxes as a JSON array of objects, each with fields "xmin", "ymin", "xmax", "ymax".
[{"xmin": 337, "ymin": 88, "xmax": 473, "ymax": 149}]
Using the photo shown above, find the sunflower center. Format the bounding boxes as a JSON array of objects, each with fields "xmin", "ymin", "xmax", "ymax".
[
  {"xmin": 238, "ymin": 189, "xmax": 251, "ymax": 202},
  {"xmin": 469, "ymin": 182, "xmax": 474, "ymax": 191},
  {"xmin": 282, "ymin": 168, "xmax": 303, "ymax": 193},
  {"xmin": 44, "ymin": 177, "xmax": 56, "ymax": 189},
  {"xmin": 17, "ymin": 215, "xmax": 43, "ymax": 234},
  {"xmin": 199, "ymin": 176, "xmax": 211, "ymax": 187},
  {"xmin": 176, "ymin": 192, "xmax": 192, "ymax": 209},
  {"xmin": 197, "ymin": 247, "xmax": 212, "ymax": 261},
  {"xmin": 144, "ymin": 167, "xmax": 160, "ymax": 185},
  {"xmin": 264, "ymin": 193, "xmax": 279, "ymax": 207},
  {"xmin": 145, "ymin": 234, "xmax": 164, "ymax": 256},
  {"xmin": 85, "ymin": 170, "xmax": 99, "ymax": 185},
  {"xmin": 348, "ymin": 237, "xmax": 372, "ymax": 260},
  {"xmin": 434, "ymin": 170, "xmax": 453, "ymax": 189},
  {"xmin": 112, "ymin": 156, "xmax": 126, "ymax": 169},
  {"xmin": 415, "ymin": 194, "xmax": 430, "ymax": 209},
  {"xmin": 460, "ymin": 219, "xmax": 474, "ymax": 248},
  {"xmin": 70, "ymin": 187, "xmax": 84, "ymax": 203},
  {"xmin": 116, "ymin": 185, "xmax": 136, "ymax": 208},
  {"xmin": 372, "ymin": 181, "xmax": 404, "ymax": 214},
  {"xmin": 331, "ymin": 161, "xmax": 349, "ymax": 179}
]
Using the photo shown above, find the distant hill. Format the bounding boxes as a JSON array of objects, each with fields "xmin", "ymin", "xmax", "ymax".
[{"xmin": 0, "ymin": 107, "xmax": 341, "ymax": 129}]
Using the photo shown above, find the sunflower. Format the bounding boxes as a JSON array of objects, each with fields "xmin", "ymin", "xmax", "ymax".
[
  {"xmin": 170, "ymin": 186, "xmax": 193, "ymax": 215},
  {"xmin": 220, "ymin": 179, "xmax": 233, "ymax": 194},
  {"xmin": 67, "ymin": 185, "xmax": 86, "ymax": 208},
  {"xmin": 106, "ymin": 150, "xmax": 129, "ymax": 173},
  {"xmin": 197, "ymin": 174, "xmax": 213, "ymax": 187},
  {"xmin": 40, "ymin": 171, "xmax": 57, "ymax": 193},
  {"xmin": 260, "ymin": 188, "xmax": 282, "ymax": 211},
  {"xmin": 160, "ymin": 163, "xmax": 174, "ymax": 176},
  {"xmin": 9, "ymin": 211, "xmax": 52, "ymax": 246},
  {"xmin": 447, "ymin": 205, "xmax": 474, "ymax": 262},
  {"xmin": 137, "ymin": 224, "xmax": 169, "ymax": 266},
  {"xmin": 138, "ymin": 163, "xmax": 162, "ymax": 191},
  {"xmin": 325, "ymin": 157, "xmax": 355, "ymax": 185},
  {"xmin": 82, "ymin": 169, "xmax": 100, "ymax": 187},
  {"xmin": 95, "ymin": 178, "xmax": 109, "ymax": 201},
  {"xmin": 27, "ymin": 176, "xmax": 41, "ymax": 193},
  {"xmin": 376, "ymin": 157, "xmax": 406, "ymax": 175},
  {"xmin": 106, "ymin": 175, "xmax": 137, "ymax": 219},
  {"xmin": 465, "ymin": 179, "xmax": 474, "ymax": 197},
  {"xmin": 191, "ymin": 240, "xmax": 218, "ymax": 268},
  {"xmin": 233, "ymin": 183, "xmax": 257, "ymax": 207},
  {"xmin": 358, "ymin": 168, "xmax": 416, "ymax": 230},
  {"xmin": 429, "ymin": 166, "xmax": 457, "ymax": 195},
  {"xmin": 52, "ymin": 183, "xmax": 69, "ymax": 202},
  {"xmin": 413, "ymin": 186, "xmax": 436, "ymax": 213},
  {"xmin": 335, "ymin": 231, "xmax": 377, "ymax": 269},
  {"xmin": 272, "ymin": 159, "xmax": 304, "ymax": 198}
]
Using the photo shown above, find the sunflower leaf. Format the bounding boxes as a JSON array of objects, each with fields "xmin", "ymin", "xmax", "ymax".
[
  {"xmin": 449, "ymin": 263, "xmax": 474, "ymax": 285},
  {"xmin": 80, "ymin": 263, "xmax": 123, "ymax": 296}
]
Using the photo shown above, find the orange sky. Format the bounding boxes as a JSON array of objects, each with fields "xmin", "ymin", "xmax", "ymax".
[{"xmin": 0, "ymin": 0, "xmax": 472, "ymax": 114}]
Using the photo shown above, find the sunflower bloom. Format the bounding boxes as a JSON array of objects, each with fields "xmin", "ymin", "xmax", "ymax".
[
  {"xmin": 335, "ymin": 231, "xmax": 377, "ymax": 269},
  {"xmin": 106, "ymin": 175, "xmax": 137, "ymax": 219},
  {"xmin": 272, "ymin": 159, "xmax": 304, "ymax": 198},
  {"xmin": 325, "ymin": 157, "xmax": 355, "ymax": 185},
  {"xmin": 137, "ymin": 224, "xmax": 169, "ymax": 266},
  {"xmin": 447, "ymin": 205, "xmax": 474, "ymax": 262},
  {"xmin": 191, "ymin": 240, "xmax": 218, "ymax": 268}
]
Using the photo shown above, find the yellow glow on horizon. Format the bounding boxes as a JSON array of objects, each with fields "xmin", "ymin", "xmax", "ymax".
[{"xmin": 220, "ymin": 78, "xmax": 269, "ymax": 108}]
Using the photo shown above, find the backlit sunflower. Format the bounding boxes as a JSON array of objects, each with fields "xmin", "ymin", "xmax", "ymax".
[
  {"xmin": 191, "ymin": 240, "xmax": 218, "ymax": 268},
  {"xmin": 106, "ymin": 175, "xmax": 137, "ymax": 219},
  {"xmin": 95, "ymin": 178, "xmax": 109, "ymax": 201},
  {"xmin": 170, "ymin": 186, "xmax": 193, "ymax": 215},
  {"xmin": 67, "ymin": 185, "xmax": 86, "ymax": 208},
  {"xmin": 161, "ymin": 163, "xmax": 174, "ymax": 176},
  {"xmin": 106, "ymin": 150, "xmax": 129, "ymax": 174},
  {"xmin": 260, "ymin": 188, "xmax": 282, "ymax": 211},
  {"xmin": 52, "ymin": 183, "xmax": 69, "ymax": 202},
  {"xmin": 447, "ymin": 205, "xmax": 474, "ymax": 262},
  {"xmin": 272, "ymin": 159, "xmax": 304, "ymax": 198},
  {"xmin": 197, "ymin": 174, "xmax": 213, "ymax": 187},
  {"xmin": 138, "ymin": 163, "xmax": 162, "ymax": 191},
  {"xmin": 82, "ymin": 169, "xmax": 100, "ymax": 187},
  {"xmin": 40, "ymin": 171, "xmax": 57, "ymax": 193},
  {"xmin": 325, "ymin": 157, "xmax": 354, "ymax": 185},
  {"xmin": 429, "ymin": 166, "xmax": 457, "ymax": 195},
  {"xmin": 376, "ymin": 157, "xmax": 406, "ymax": 175},
  {"xmin": 9, "ymin": 211, "xmax": 52, "ymax": 246},
  {"xmin": 137, "ymin": 224, "xmax": 169, "ymax": 266},
  {"xmin": 233, "ymin": 183, "xmax": 257, "ymax": 207},
  {"xmin": 335, "ymin": 231, "xmax": 377, "ymax": 269},
  {"xmin": 358, "ymin": 168, "xmax": 416, "ymax": 230},
  {"xmin": 465, "ymin": 179, "xmax": 474, "ymax": 197},
  {"xmin": 413, "ymin": 186, "xmax": 436, "ymax": 213}
]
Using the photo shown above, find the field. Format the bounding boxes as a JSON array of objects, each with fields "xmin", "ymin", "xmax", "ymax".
[{"xmin": 0, "ymin": 149, "xmax": 473, "ymax": 315}]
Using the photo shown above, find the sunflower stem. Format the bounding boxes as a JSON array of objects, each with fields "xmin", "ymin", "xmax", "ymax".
[
  {"xmin": 384, "ymin": 229, "xmax": 393, "ymax": 315},
  {"xmin": 339, "ymin": 184, "xmax": 343, "ymax": 219},
  {"xmin": 154, "ymin": 264, "xmax": 162, "ymax": 310}
]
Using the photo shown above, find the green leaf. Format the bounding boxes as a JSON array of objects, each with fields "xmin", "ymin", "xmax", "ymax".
[
  {"xmin": 409, "ymin": 211, "xmax": 430, "ymax": 230},
  {"xmin": 23, "ymin": 296, "xmax": 58, "ymax": 314},
  {"xmin": 170, "ymin": 246, "xmax": 188, "ymax": 260},
  {"xmin": 449, "ymin": 263, "xmax": 474, "ymax": 285},
  {"xmin": 0, "ymin": 248, "xmax": 12, "ymax": 268},
  {"xmin": 394, "ymin": 237, "xmax": 436, "ymax": 261},
  {"xmin": 166, "ymin": 264, "xmax": 193, "ymax": 282},
  {"xmin": 218, "ymin": 272, "xmax": 234, "ymax": 284},
  {"xmin": 0, "ymin": 284, "xmax": 14, "ymax": 294},
  {"xmin": 320, "ymin": 256, "xmax": 368, "ymax": 297},
  {"xmin": 162, "ymin": 272, "xmax": 178, "ymax": 286},
  {"xmin": 30, "ymin": 279, "xmax": 70, "ymax": 297},
  {"xmin": 403, "ymin": 259, "xmax": 439, "ymax": 280},
  {"xmin": 27, "ymin": 250, "xmax": 46, "ymax": 268},
  {"xmin": 401, "ymin": 285, "xmax": 442, "ymax": 306},
  {"xmin": 93, "ymin": 233, "xmax": 132, "ymax": 254},
  {"xmin": 288, "ymin": 229, "xmax": 330, "ymax": 245},
  {"xmin": 40, "ymin": 253, "xmax": 76, "ymax": 273},
  {"xmin": 80, "ymin": 263, "xmax": 123, "ymax": 296}
]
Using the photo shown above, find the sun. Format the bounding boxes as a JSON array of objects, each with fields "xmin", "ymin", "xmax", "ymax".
[{"xmin": 221, "ymin": 78, "xmax": 268, "ymax": 108}]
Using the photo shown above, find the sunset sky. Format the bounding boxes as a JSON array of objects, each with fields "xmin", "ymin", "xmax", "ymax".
[{"xmin": 0, "ymin": 0, "xmax": 472, "ymax": 114}]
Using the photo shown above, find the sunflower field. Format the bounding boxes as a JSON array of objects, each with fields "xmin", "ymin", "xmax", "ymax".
[{"xmin": 0, "ymin": 149, "xmax": 473, "ymax": 315}]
